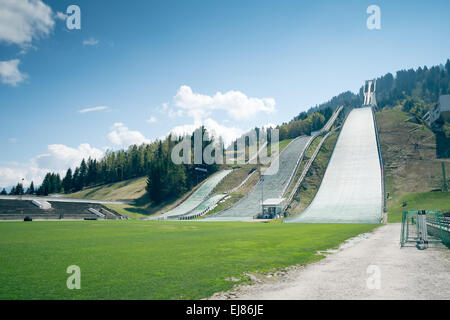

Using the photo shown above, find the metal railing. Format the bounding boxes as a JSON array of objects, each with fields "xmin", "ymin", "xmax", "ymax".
[
  {"xmin": 371, "ymin": 107, "xmax": 386, "ymax": 217},
  {"xmin": 401, "ymin": 210, "xmax": 449, "ymax": 247},
  {"xmin": 281, "ymin": 105, "xmax": 344, "ymax": 214}
]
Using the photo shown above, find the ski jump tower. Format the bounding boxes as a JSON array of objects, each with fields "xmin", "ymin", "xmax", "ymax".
[{"xmin": 363, "ymin": 79, "xmax": 377, "ymax": 107}]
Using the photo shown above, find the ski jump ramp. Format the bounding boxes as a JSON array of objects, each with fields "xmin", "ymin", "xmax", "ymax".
[
  {"xmin": 154, "ymin": 169, "xmax": 232, "ymax": 219},
  {"xmin": 205, "ymin": 136, "xmax": 313, "ymax": 221},
  {"xmin": 286, "ymin": 107, "xmax": 383, "ymax": 224}
]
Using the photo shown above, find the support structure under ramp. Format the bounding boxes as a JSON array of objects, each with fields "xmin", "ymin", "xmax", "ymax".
[{"xmin": 286, "ymin": 107, "xmax": 383, "ymax": 224}]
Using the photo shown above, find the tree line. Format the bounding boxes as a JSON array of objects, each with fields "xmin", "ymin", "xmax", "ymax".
[
  {"xmin": 276, "ymin": 107, "xmax": 333, "ymax": 141},
  {"xmin": 11, "ymin": 59, "xmax": 448, "ymax": 201},
  {"xmin": 146, "ymin": 127, "xmax": 220, "ymax": 203},
  {"xmin": 10, "ymin": 127, "xmax": 221, "ymax": 204},
  {"xmin": 374, "ymin": 59, "xmax": 450, "ymax": 116}
]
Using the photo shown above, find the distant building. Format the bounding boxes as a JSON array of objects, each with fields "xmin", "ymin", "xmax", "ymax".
[
  {"xmin": 439, "ymin": 95, "xmax": 450, "ymax": 122},
  {"xmin": 259, "ymin": 198, "xmax": 285, "ymax": 219},
  {"xmin": 426, "ymin": 94, "xmax": 450, "ymax": 125}
]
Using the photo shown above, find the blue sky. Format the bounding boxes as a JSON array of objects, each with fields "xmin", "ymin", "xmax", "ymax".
[{"xmin": 1, "ymin": 0, "xmax": 449, "ymax": 187}]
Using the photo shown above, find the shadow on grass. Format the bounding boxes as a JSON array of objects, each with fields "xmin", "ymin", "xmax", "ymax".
[{"xmin": 119, "ymin": 193, "xmax": 191, "ymax": 217}]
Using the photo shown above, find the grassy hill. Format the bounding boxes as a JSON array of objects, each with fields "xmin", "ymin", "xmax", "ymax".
[
  {"xmin": 65, "ymin": 176, "xmax": 204, "ymax": 220},
  {"xmin": 66, "ymin": 177, "xmax": 147, "ymax": 201},
  {"xmin": 376, "ymin": 107, "xmax": 450, "ymax": 222}
]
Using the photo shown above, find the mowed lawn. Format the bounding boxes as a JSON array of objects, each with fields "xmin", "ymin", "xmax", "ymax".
[
  {"xmin": 0, "ymin": 220, "xmax": 376, "ymax": 300},
  {"xmin": 388, "ymin": 191, "xmax": 450, "ymax": 223}
]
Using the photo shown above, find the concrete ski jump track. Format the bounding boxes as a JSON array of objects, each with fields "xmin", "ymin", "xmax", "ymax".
[
  {"xmin": 205, "ymin": 136, "xmax": 314, "ymax": 221},
  {"xmin": 155, "ymin": 169, "xmax": 232, "ymax": 219},
  {"xmin": 286, "ymin": 107, "xmax": 383, "ymax": 224}
]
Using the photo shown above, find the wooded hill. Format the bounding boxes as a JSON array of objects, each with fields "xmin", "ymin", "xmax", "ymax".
[{"xmin": 11, "ymin": 59, "xmax": 449, "ymax": 202}]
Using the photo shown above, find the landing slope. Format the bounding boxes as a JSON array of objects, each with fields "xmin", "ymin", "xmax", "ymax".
[
  {"xmin": 287, "ymin": 107, "xmax": 382, "ymax": 223},
  {"xmin": 206, "ymin": 136, "xmax": 313, "ymax": 221},
  {"xmin": 158, "ymin": 170, "xmax": 232, "ymax": 218}
]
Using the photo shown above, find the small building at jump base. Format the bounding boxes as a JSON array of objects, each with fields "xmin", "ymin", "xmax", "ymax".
[{"xmin": 259, "ymin": 198, "xmax": 285, "ymax": 219}]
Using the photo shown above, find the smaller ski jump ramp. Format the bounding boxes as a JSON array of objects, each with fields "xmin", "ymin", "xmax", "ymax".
[
  {"xmin": 286, "ymin": 107, "xmax": 383, "ymax": 224},
  {"xmin": 159, "ymin": 169, "xmax": 232, "ymax": 219},
  {"xmin": 205, "ymin": 136, "xmax": 313, "ymax": 221}
]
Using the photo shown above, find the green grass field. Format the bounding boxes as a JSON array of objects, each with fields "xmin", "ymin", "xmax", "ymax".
[
  {"xmin": 0, "ymin": 220, "xmax": 376, "ymax": 299},
  {"xmin": 387, "ymin": 191, "xmax": 450, "ymax": 222}
]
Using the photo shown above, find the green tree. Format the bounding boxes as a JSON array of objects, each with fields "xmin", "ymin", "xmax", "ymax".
[
  {"xmin": 62, "ymin": 168, "xmax": 73, "ymax": 193},
  {"xmin": 26, "ymin": 181, "xmax": 35, "ymax": 194},
  {"xmin": 79, "ymin": 159, "xmax": 88, "ymax": 188},
  {"xmin": 72, "ymin": 168, "xmax": 82, "ymax": 192},
  {"xmin": 15, "ymin": 183, "xmax": 24, "ymax": 195}
]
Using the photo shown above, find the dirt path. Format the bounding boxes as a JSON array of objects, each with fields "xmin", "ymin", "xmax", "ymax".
[{"xmin": 211, "ymin": 224, "xmax": 450, "ymax": 300}]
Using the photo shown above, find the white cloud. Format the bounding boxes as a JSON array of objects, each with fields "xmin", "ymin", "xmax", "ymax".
[
  {"xmin": 0, "ymin": 166, "xmax": 40, "ymax": 188},
  {"xmin": 78, "ymin": 106, "xmax": 109, "ymax": 114},
  {"xmin": 55, "ymin": 11, "xmax": 67, "ymax": 21},
  {"xmin": 83, "ymin": 37, "xmax": 99, "ymax": 46},
  {"xmin": 8, "ymin": 138, "xmax": 17, "ymax": 143},
  {"xmin": 107, "ymin": 123, "xmax": 150, "ymax": 147},
  {"xmin": 147, "ymin": 116, "xmax": 157, "ymax": 123},
  {"xmin": 0, "ymin": 0, "xmax": 55, "ymax": 46},
  {"xmin": 34, "ymin": 144, "xmax": 103, "ymax": 172},
  {"xmin": 157, "ymin": 86, "xmax": 276, "ymax": 146},
  {"xmin": 173, "ymin": 85, "xmax": 276, "ymax": 121},
  {"xmin": 168, "ymin": 109, "xmax": 184, "ymax": 118},
  {"xmin": 157, "ymin": 102, "xmax": 184, "ymax": 119},
  {"xmin": 0, "ymin": 59, "xmax": 27, "ymax": 86},
  {"xmin": 169, "ymin": 118, "xmax": 244, "ymax": 147},
  {"xmin": 203, "ymin": 118, "xmax": 244, "ymax": 146},
  {"xmin": 262, "ymin": 123, "xmax": 277, "ymax": 129},
  {"xmin": 0, "ymin": 143, "xmax": 104, "ymax": 187}
]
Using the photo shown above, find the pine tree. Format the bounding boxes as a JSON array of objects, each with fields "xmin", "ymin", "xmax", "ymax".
[
  {"xmin": 72, "ymin": 168, "xmax": 82, "ymax": 191},
  {"xmin": 0, "ymin": 188, "xmax": 7, "ymax": 195},
  {"xmin": 26, "ymin": 181, "xmax": 35, "ymax": 195},
  {"xmin": 15, "ymin": 183, "xmax": 24, "ymax": 195},
  {"xmin": 62, "ymin": 168, "xmax": 73, "ymax": 193},
  {"xmin": 79, "ymin": 159, "xmax": 88, "ymax": 188},
  {"xmin": 39, "ymin": 173, "xmax": 52, "ymax": 195}
]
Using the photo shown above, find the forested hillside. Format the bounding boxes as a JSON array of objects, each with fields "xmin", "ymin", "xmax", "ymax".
[
  {"xmin": 374, "ymin": 59, "xmax": 450, "ymax": 114},
  {"xmin": 9, "ymin": 59, "xmax": 449, "ymax": 203}
]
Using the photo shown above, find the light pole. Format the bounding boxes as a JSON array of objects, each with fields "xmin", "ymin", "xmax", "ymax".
[
  {"xmin": 260, "ymin": 168, "xmax": 265, "ymax": 217},
  {"xmin": 19, "ymin": 178, "xmax": 24, "ymax": 200}
]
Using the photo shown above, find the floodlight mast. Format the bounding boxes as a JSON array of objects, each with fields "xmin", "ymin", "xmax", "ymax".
[
  {"xmin": 260, "ymin": 167, "xmax": 266, "ymax": 217},
  {"xmin": 19, "ymin": 178, "xmax": 24, "ymax": 201}
]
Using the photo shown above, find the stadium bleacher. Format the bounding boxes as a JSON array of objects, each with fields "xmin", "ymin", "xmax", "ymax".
[{"xmin": 0, "ymin": 199, "xmax": 121, "ymax": 220}]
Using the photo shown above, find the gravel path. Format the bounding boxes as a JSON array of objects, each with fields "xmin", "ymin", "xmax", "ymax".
[{"xmin": 210, "ymin": 224, "xmax": 450, "ymax": 300}]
